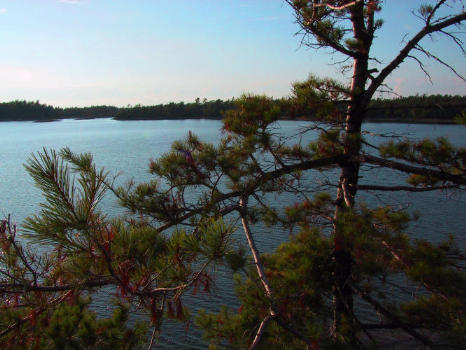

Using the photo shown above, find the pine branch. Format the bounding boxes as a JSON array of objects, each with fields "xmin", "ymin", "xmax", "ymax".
[
  {"xmin": 285, "ymin": 0, "xmax": 360, "ymax": 58},
  {"xmin": 156, "ymin": 155, "xmax": 344, "ymax": 232},
  {"xmin": 360, "ymin": 154, "xmax": 466, "ymax": 185}
]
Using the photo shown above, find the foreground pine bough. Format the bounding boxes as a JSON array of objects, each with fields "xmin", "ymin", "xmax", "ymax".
[{"xmin": 1, "ymin": 1, "xmax": 466, "ymax": 349}]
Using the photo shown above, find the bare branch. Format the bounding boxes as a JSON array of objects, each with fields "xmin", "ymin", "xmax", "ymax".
[
  {"xmin": 407, "ymin": 54, "xmax": 433, "ymax": 84},
  {"xmin": 313, "ymin": 1, "xmax": 360, "ymax": 11},
  {"xmin": 365, "ymin": 11, "xmax": 466, "ymax": 101},
  {"xmin": 0, "ymin": 278, "xmax": 113, "ymax": 293},
  {"xmin": 149, "ymin": 261, "xmax": 210, "ymax": 294},
  {"xmin": 439, "ymin": 29, "xmax": 466, "ymax": 54},
  {"xmin": 414, "ymin": 44, "xmax": 466, "ymax": 81},
  {"xmin": 3, "ymin": 217, "xmax": 39, "ymax": 286},
  {"xmin": 426, "ymin": 0, "xmax": 448, "ymax": 25},
  {"xmin": 352, "ymin": 285, "xmax": 434, "ymax": 348},
  {"xmin": 239, "ymin": 196, "xmax": 274, "ymax": 300},
  {"xmin": 249, "ymin": 314, "xmax": 275, "ymax": 350},
  {"xmin": 356, "ymin": 184, "xmax": 460, "ymax": 192},
  {"xmin": 147, "ymin": 325, "xmax": 158, "ymax": 350}
]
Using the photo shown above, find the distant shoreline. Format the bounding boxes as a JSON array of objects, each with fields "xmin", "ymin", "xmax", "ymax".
[
  {"xmin": 1, "ymin": 95, "xmax": 464, "ymax": 124},
  {"xmin": 0, "ymin": 116, "xmax": 459, "ymax": 125}
]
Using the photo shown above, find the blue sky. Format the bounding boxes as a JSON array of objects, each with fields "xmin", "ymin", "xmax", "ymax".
[{"xmin": 0, "ymin": 0, "xmax": 464, "ymax": 107}]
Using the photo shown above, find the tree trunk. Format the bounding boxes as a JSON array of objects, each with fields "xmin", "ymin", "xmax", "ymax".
[{"xmin": 332, "ymin": 2, "xmax": 370, "ymax": 341}]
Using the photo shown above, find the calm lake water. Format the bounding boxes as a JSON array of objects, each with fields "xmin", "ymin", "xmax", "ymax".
[{"xmin": 1, "ymin": 119, "xmax": 465, "ymax": 348}]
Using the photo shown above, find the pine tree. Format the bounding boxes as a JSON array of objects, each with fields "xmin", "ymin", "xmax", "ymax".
[{"xmin": 1, "ymin": 1, "xmax": 465, "ymax": 349}]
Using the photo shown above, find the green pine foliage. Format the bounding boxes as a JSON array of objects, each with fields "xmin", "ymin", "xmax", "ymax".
[
  {"xmin": 2, "ymin": 90, "xmax": 464, "ymax": 348},
  {"xmin": 0, "ymin": 144, "xmax": 241, "ymax": 347}
]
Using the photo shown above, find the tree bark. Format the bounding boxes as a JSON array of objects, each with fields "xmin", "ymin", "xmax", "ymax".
[{"xmin": 332, "ymin": 1, "xmax": 371, "ymax": 343}]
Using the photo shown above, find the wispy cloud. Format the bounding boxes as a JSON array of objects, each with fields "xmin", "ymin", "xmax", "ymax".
[
  {"xmin": 392, "ymin": 77, "xmax": 406, "ymax": 96},
  {"xmin": 59, "ymin": 0, "xmax": 83, "ymax": 4},
  {"xmin": 249, "ymin": 16, "xmax": 282, "ymax": 22},
  {"xmin": 0, "ymin": 8, "xmax": 7, "ymax": 14},
  {"xmin": 0, "ymin": 65, "xmax": 35, "ymax": 83}
]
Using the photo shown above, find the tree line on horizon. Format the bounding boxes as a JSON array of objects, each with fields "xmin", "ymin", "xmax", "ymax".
[{"xmin": 0, "ymin": 94, "xmax": 465, "ymax": 123}]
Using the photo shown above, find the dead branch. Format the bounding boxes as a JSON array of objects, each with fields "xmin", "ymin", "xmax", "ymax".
[
  {"xmin": 352, "ymin": 285, "xmax": 434, "ymax": 348},
  {"xmin": 355, "ymin": 184, "xmax": 460, "ymax": 192},
  {"xmin": 365, "ymin": 10, "xmax": 466, "ymax": 102}
]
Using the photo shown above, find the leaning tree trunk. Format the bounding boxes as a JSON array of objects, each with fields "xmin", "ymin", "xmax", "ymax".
[
  {"xmin": 332, "ymin": 71, "xmax": 367, "ymax": 344},
  {"xmin": 332, "ymin": 2, "xmax": 371, "ymax": 343}
]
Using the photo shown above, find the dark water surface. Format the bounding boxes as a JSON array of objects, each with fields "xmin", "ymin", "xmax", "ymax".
[{"xmin": 1, "ymin": 119, "xmax": 465, "ymax": 348}]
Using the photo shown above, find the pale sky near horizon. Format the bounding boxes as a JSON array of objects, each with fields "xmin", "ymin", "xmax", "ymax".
[{"xmin": 0, "ymin": 0, "xmax": 465, "ymax": 107}]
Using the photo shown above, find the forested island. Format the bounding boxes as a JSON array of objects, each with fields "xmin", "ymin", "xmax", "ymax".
[
  {"xmin": 0, "ymin": 94, "xmax": 465, "ymax": 123},
  {"xmin": 0, "ymin": 101, "xmax": 119, "ymax": 122}
]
